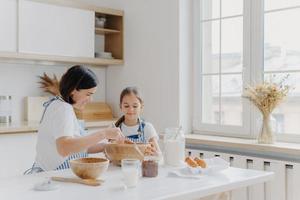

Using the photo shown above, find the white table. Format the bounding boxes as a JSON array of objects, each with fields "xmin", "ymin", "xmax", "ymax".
[{"xmin": 0, "ymin": 166, "xmax": 273, "ymax": 200}]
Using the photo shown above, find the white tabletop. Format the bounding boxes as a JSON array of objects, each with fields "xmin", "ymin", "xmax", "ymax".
[{"xmin": 0, "ymin": 166, "xmax": 273, "ymax": 200}]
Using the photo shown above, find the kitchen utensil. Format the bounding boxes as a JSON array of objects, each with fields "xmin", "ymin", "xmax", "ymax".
[
  {"xmin": 70, "ymin": 157, "xmax": 109, "ymax": 179},
  {"xmin": 51, "ymin": 177, "xmax": 103, "ymax": 186},
  {"xmin": 74, "ymin": 102, "xmax": 113, "ymax": 121},
  {"xmin": 34, "ymin": 179, "xmax": 59, "ymax": 191},
  {"xmin": 25, "ymin": 96, "xmax": 49, "ymax": 122},
  {"xmin": 104, "ymin": 143, "xmax": 150, "ymax": 165}
]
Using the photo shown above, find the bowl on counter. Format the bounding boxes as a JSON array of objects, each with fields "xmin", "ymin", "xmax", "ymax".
[
  {"xmin": 104, "ymin": 143, "xmax": 151, "ymax": 166},
  {"xmin": 70, "ymin": 157, "xmax": 109, "ymax": 179}
]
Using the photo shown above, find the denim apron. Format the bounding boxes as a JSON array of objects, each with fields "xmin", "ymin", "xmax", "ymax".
[
  {"xmin": 24, "ymin": 96, "xmax": 88, "ymax": 174},
  {"xmin": 119, "ymin": 118, "xmax": 146, "ymax": 143}
]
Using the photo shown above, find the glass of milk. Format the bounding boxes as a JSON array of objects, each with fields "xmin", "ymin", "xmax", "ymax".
[
  {"xmin": 163, "ymin": 127, "xmax": 185, "ymax": 166},
  {"xmin": 121, "ymin": 159, "xmax": 140, "ymax": 188}
]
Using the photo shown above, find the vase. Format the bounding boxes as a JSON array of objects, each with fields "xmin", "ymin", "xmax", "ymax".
[{"xmin": 257, "ymin": 114, "xmax": 275, "ymax": 144}]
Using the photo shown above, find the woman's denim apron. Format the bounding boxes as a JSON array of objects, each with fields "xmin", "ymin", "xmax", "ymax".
[{"xmin": 24, "ymin": 96, "xmax": 88, "ymax": 174}]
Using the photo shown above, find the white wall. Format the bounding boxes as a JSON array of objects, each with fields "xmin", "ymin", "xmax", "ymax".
[
  {"xmin": 0, "ymin": 0, "xmax": 194, "ymax": 133},
  {"xmin": 0, "ymin": 62, "xmax": 106, "ymax": 122},
  {"xmin": 179, "ymin": 0, "xmax": 193, "ymax": 134},
  {"xmin": 81, "ymin": 0, "xmax": 183, "ymax": 133}
]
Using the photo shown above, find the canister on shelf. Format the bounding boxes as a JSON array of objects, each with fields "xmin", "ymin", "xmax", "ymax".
[{"xmin": 0, "ymin": 95, "xmax": 12, "ymax": 124}]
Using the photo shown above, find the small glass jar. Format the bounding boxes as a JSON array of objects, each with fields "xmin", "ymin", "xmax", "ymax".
[{"xmin": 142, "ymin": 156, "xmax": 159, "ymax": 177}]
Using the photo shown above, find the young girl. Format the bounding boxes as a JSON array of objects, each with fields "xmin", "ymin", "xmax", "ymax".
[
  {"xmin": 115, "ymin": 87, "xmax": 161, "ymax": 155},
  {"xmin": 29, "ymin": 65, "xmax": 124, "ymax": 173}
]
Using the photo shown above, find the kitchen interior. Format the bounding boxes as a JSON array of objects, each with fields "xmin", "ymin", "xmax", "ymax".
[{"xmin": 0, "ymin": 0, "xmax": 299, "ymax": 200}]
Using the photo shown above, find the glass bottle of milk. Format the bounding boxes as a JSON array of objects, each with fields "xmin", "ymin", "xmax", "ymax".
[{"xmin": 163, "ymin": 127, "xmax": 185, "ymax": 166}]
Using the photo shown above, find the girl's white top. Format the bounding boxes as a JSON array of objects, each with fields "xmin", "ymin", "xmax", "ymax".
[
  {"xmin": 121, "ymin": 122, "xmax": 159, "ymax": 142},
  {"xmin": 35, "ymin": 100, "xmax": 81, "ymax": 171}
]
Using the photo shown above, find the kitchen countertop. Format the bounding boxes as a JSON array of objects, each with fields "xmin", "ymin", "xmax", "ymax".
[
  {"xmin": 0, "ymin": 165, "xmax": 273, "ymax": 200},
  {"xmin": 0, "ymin": 119, "xmax": 117, "ymax": 134}
]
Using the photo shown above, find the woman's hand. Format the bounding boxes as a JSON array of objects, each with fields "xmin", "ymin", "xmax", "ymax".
[{"xmin": 104, "ymin": 127, "xmax": 124, "ymax": 142}]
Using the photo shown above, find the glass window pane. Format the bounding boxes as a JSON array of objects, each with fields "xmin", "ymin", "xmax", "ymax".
[
  {"xmin": 265, "ymin": 0, "xmax": 300, "ymax": 11},
  {"xmin": 202, "ymin": 75, "xmax": 220, "ymax": 124},
  {"xmin": 221, "ymin": 17, "xmax": 243, "ymax": 73},
  {"xmin": 264, "ymin": 9, "xmax": 300, "ymax": 71},
  {"xmin": 201, "ymin": 0, "xmax": 220, "ymax": 20},
  {"xmin": 202, "ymin": 21, "xmax": 220, "ymax": 74},
  {"xmin": 264, "ymin": 73, "xmax": 300, "ymax": 135},
  {"xmin": 222, "ymin": 0, "xmax": 243, "ymax": 17},
  {"xmin": 221, "ymin": 74, "xmax": 243, "ymax": 125}
]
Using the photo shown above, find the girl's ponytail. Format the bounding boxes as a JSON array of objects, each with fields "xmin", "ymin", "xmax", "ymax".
[{"xmin": 115, "ymin": 115, "xmax": 125, "ymax": 127}]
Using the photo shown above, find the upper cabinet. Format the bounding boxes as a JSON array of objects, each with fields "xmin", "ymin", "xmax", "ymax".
[
  {"xmin": 19, "ymin": 0, "xmax": 94, "ymax": 58},
  {"xmin": 94, "ymin": 12, "xmax": 123, "ymax": 60},
  {"xmin": 0, "ymin": 0, "xmax": 124, "ymax": 66},
  {"xmin": 0, "ymin": 0, "xmax": 17, "ymax": 52}
]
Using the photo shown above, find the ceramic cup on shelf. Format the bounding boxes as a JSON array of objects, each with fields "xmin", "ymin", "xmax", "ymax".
[{"xmin": 95, "ymin": 17, "xmax": 106, "ymax": 28}]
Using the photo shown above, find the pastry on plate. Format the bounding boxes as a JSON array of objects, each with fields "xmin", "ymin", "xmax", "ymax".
[
  {"xmin": 194, "ymin": 157, "xmax": 207, "ymax": 168},
  {"xmin": 185, "ymin": 156, "xmax": 198, "ymax": 168}
]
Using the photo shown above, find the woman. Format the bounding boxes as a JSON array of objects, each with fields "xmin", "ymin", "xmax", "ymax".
[{"xmin": 31, "ymin": 65, "xmax": 123, "ymax": 172}]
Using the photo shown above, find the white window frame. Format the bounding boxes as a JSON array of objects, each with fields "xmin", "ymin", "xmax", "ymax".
[
  {"xmin": 193, "ymin": 0, "xmax": 252, "ymax": 138},
  {"xmin": 193, "ymin": 0, "xmax": 300, "ymax": 143},
  {"xmin": 262, "ymin": 3, "xmax": 300, "ymax": 143}
]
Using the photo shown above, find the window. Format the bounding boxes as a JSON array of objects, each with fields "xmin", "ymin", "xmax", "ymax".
[
  {"xmin": 264, "ymin": 0, "xmax": 300, "ymax": 136},
  {"xmin": 193, "ymin": 0, "xmax": 300, "ymax": 141},
  {"xmin": 194, "ymin": 0, "xmax": 249, "ymax": 136}
]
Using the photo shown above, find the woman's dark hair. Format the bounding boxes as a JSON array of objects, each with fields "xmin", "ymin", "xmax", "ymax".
[
  {"xmin": 115, "ymin": 87, "xmax": 143, "ymax": 127},
  {"xmin": 59, "ymin": 65, "xmax": 98, "ymax": 104}
]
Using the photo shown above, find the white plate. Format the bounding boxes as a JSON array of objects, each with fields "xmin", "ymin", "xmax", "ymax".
[{"xmin": 168, "ymin": 157, "xmax": 229, "ymax": 178}]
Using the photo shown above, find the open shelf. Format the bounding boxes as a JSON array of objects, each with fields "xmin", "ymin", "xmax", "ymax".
[
  {"xmin": 0, "ymin": 52, "xmax": 124, "ymax": 66},
  {"xmin": 95, "ymin": 27, "xmax": 120, "ymax": 35},
  {"xmin": 95, "ymin": 13, "xmax": 123, "ymax": 60}
]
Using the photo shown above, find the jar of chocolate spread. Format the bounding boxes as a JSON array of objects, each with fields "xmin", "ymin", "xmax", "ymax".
[{"xmin": 142, "ymin": 156, "xmax": 159, "ymax": 177}]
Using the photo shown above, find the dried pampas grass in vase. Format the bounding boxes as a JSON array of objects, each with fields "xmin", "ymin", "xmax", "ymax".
[
  {"xmin": 38, "ymin": 73, "xmax": 60, "ymax": 96},
  {"xmin": 243, "ymin": 75, "xmax": 291, "ymax": 144}
]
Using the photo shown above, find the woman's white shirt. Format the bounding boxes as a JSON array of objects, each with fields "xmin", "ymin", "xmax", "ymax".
[
  {"xmin": 35, "ymin": 100, "xmax": 81, "ymax": 171},
  {"xmin": 121, "ymin": 122, "xmax": 159, "ymax": 142}
]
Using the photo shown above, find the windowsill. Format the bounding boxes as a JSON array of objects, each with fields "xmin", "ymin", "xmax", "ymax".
[{"xmin": 185, "ymin": 133, "xmax": 300, "ymax": 157}]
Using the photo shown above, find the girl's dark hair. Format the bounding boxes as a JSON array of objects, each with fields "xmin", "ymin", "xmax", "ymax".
[
  {"xmin": 59, "ymin": 65, "xmax": 98, "ymax": 104},
  {"xmin": 115, "ymin": 87, "xmax": 143, "ymax": 127}
]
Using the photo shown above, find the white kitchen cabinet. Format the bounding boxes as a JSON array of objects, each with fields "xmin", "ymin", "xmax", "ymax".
[
  {"xmin": 18, "ymin": 0, "xmax": 94, "ymax": 57},
  {"xmin": 0, "ymin": 133, "xmax": 37, "ymax": 178},
  {"xmin": 0, "ymin": 0, "xmax": 17, "ymax": 52}
]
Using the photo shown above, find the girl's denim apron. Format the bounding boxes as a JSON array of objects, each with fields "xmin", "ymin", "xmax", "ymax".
[
  {"xmin": 119, "ymin": 118, "xmax": 146, "ymax": 143},
  {"xmin": 24, "ymin": 96, "xmax": 88, "ymax": 174}
]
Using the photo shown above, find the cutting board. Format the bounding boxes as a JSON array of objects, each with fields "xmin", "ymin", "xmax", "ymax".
[
  {"xmin": 74, "ymin": 102, "xmax": 113, "ymax": 121},
  {"xmin": 25, "ymin": 96, "xmax": 50, "ymax": 122},
  {"xmin": 25, "ymin": 97, "xmax": 113, "ymax": 122}
]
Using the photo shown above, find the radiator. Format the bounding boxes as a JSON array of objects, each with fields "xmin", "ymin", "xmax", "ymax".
[{"xmin": 186, "ymin": 148, "xmax": 300, "ymax": 200}]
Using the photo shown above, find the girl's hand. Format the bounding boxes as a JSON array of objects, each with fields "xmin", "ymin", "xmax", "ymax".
[
  {"xmin": 144, "ymin": 143, "xmax": 158, "ymax": 156},
  {"xmin": 104, "ymin": 128, "xmax": 124, "ymax": 142}
]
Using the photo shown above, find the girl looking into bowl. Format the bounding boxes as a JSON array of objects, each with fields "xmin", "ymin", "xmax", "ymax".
[
  {"xmin": 27, "ymin": 65, "xmax": 124, "ymax": 173},
  {"xmin": 115, "ymin": 87, "xmax": 161, "ymax": 155}
]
